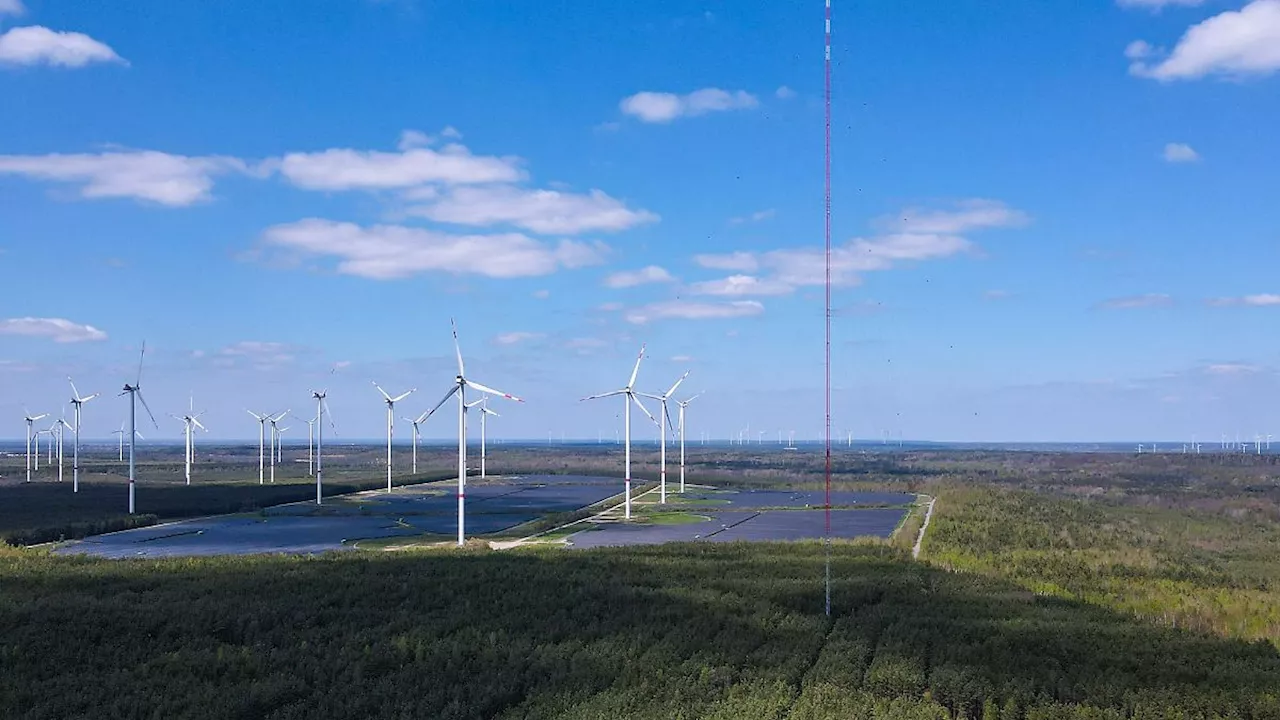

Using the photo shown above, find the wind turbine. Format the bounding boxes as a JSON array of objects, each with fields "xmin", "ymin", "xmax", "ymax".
[
  {"xmin": 120, "ymin": 343, "xmax": 159, "ymax": 514},
  {"xmin": 639, "ymin": 371, "xmax": 690, "ymax": 505},
  {"xmin": 581, "ymin": 344, "xmax": 656, "ymax": 520},
  {"xmin": 293, "ymin": 414, "xmax": 317, "ymax": 476},
  {"xmin": 310, "ymin": 389, "xmax": 335, "ymax": 504},
  {"xmin": 373, "ymin": 382, "xmax": 415, "ymax": 492},
  {"xmin": 675, "ymin": 393, "xmax": 702, "ymax": 494},
  {"xmin": 404, "ymin": 410, "xmax": 431, "ymax": 475},
  {"xmin": 23, "ymin": 411, "xmax": 48, "ymax": 482},
  {"xmin": 170, "ymin": 397, "xmax": 207, "ymax": 485},
  {"xmin": 68, "ymin": 378, "xmax": 98, "ymax": 492},
  {"xmin": 267, "ymin": 410, "xmax": 289, "ymax": 483},
  {"xmin": 247, "ymin": 411, "xmax": 270, "ymax": 484},
  {"xmin": 35, "ymin": 428, "xmax": 53, "ymax": 470},
  {"xmin": 54, "ymin": 416, "xmax": 72, "ymax": 483},
  {"xmin": 420, "ymin": 320, "xmax": 523, "ymax": 546},
  {"xmin": 469, "ymin": 396, "xmax": 500, "ymax": 479}
]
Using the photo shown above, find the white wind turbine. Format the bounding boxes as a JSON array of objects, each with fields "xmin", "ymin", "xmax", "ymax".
[
  {"xmin": 267, "ymin": 410, "xmax": 289, "ymax": 483},
  {"xmin": 373, "ymin": 382, "xmax": 416, "ymax": 492},
  {"xmin": 68, "ymin": 378, "xmax": 99, "ymax": 492},
  {"xmin": 119, "ymin": 343, "xmax": 160, "ymax": 514},
  {"xmin": 639, "ymin": 371, "xmax": 690, "ymax": 505},
  {"xmin": 581, "ymin": 345, "xmax": 657, "ymax": 520},
  {"xmin": 23, "ymin": 410, "xmax": 48, "ymax": 482},
  {"xmin": 35, "ymin": 428, "xmax": 53, "ymax": 469},
  {"xmin": 247, "ymin": 410, "xmax": 271, "ymax": 484},
  {"xmin": 467, "ymin": 395, "xmax": 500, "ymax": 479},
  {"xmin": 421, "ymin": 320, "xmax": 524, "ymax": 546},
  {"xmin": 170, "ymin": 397, "xmax": 207, "ymax": 485},
  {"xmin": 112, "ymin": 422, "xmax": 144, "ymax": 461},
  {"xmin": 54, "ymin": 416, "xmax": 72, "ymax": 484},
  {"xmin": 310, "ymin": 389, "xmax": 335, "ymax": 505},
  {"xmin": 675, "ymin": 393, "xmax": 702, "ymax": 494},
  {"xmin": 293, "ymin": 414, "xmax": 317, "ymax": 476},
  {"xmin": 404, "ymin": 410, "xmax": 431, "ymax": 475}
]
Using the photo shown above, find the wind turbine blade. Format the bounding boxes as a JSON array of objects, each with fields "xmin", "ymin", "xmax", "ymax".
[
  {"xmin": 627, "ymin": 344, "xmax": 646, "ymax": 389},
  {"xmin": 136, "ymin": 341, "xmax": 147, "ymax": 386},
  {"xmin": 665, "ymin": 371, "xmax": 690, "ymax": 398},
  {"xmin": 414, "ymin": 410, "xmax": 431, "ymax": 425},
  {"xmin": 424, "ymin": 385, "xmax": 460, "ymax": 420},
  {"xmin": 84, "ymin": 393, "xmax": 99, "ymax": 402},
  {"xmin": 465, "ymin": 380, "xmax": 523, "ymax": 402},
  {"xmin": 321, "ymin": 398, "xmax": 336, "ymax": 430},
  {"xmin": 664, "ymin": 404, "xmax": 677, "ymax": 440},
  {"xmin": 137, "ymin": 390, "xmax": 159, "ymax": 429},
  {"xmin": 391, "ymin": 389, "xmax": 416, "ymax": 403},
  {"xmin": 581, "ymin": 390, "xmax": 626, "ymax": 402},
  {"xmin": 450, "ymin": 318, "xmax": 465, "ymax": 376},
  {"xmin": 271, "ymin": 409, "xmax": 291, "ymax": 422},
  {"xmin": 483, "ymin": 408, "xmax": 500, "ymax": 417},
  {"xmin": 684, "ymin": 392, "xmax": 704, "ymax": 404},
  {"xmin": 631, "ymin": 395, "xmax": 658, "ymax": 426},
  {"xmin": 192, "ymin": 418, "xmax": 207, "ymax": 431},
  {"xmin": 372, "ymin": 381, "xmax": 392, "ymax": 402},
  {"xmin": 68, "ymin": 378, "xmax": 82, "ymax": 401},
  {"xmin": 465, "ymin": 399, "xmax": 484, "ymax": 409},
  {"xmin": 635, "ymin": 392, "xmax": 662, "ymax": 401},
  {"xmin": 247, "ymin": 410, "xmax": 263, "ymax": 420}
]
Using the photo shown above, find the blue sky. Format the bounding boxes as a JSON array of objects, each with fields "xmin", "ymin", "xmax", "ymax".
[{"xmin": 2, "ymin": 0, "xmax": 1279, "ymax": 443}]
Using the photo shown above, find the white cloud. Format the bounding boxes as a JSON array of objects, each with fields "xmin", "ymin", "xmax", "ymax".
[
  {"xmin": 619, "ymin": 88, "xmax": 758, "ymax": 123},
  {"xmin": 694, "ymin": 251, "xmax": 759, "ymax": 272},
  {"xmin": 441, "ymin": 126, "xmax": 462, "ymax": 140},
  {"xmin": 493, "ymin": 331, "xmax": 544, "ymax": 345},
  {"xmin": 604, "ymin": 265, "xmax": 675, "ymax": 289},
  {"xmin": 218, "ymin": 341, "xmax": 294, "ymax": 366},
  {"xmin": 625, "ymin": 300, "xmax": 764, "ymax": 324},
  {"xmin": 0, "ymin": 317, "xmax": 107, "ymax": 343},
  {"xmin": 700, "ymin": 199, "xmax": 1027, "ymax": 289},
  {"xmin": 1117, "ymin": 0, "xmax": 1206, "ymax": 9},
  {"xmin": 688, "ymin": 274, "xmax": 795, "ymax": 297},
  {"xmin": 1205, "ymin": 363, "xmax": 1261, "ymax": 375},
  {"xmin": 261, "ymin": 218, "xmax": 607, "ymax": 280},
  {"xmin": 597, "ymin": 302, "xmax": 623, "ymax": 312},
  {"xmin": 532, "ymin": 289, "xmax": 550, "ymax": 299},
  {"xmin": 1097, "ymin": 293, "xmax": 1174, "ymax": 309},
  {"xmin": 671, "ymin": 355, "xmax": 695, "ymax": 362},
  {"xmin": 0, "ymin": 26, "xmax": 126, "ymax": 68},
  {"xmin": 729, "ymin": 208, "xmax": 775, "ymax": 225},
  {"xmin": 1125, "ymin": 40, "xmax": 1154, "ymax": 60},
  {"xmin": 407, "ymin": 184, "xmax": 657, "ymax": 234},
  {"xmin": 1129, "ymin": 0, "xmax": 1280, "ymax": 81},
  {"xmin": 1208, "ymin": 293, "xmax": 1280, "ymax": 306},
  {"xmin": 566, "ymin": 337, "xmax": 609, "ymax": 354},
  {"xmin": 0, "ymin": 150, "xmax": 249, "ymax": 205},
  {"xmin": 397, "ymin": 130, "xmax": 434, "ymax": 151},
  {"xmin": 277, "ymin": 144, "xmax": 523, "ymax": 190},
  {"xmin": 775, "ymin": 85, "xmax": 796, "ymax": 99},
  {"xmin": 1163, "ymin": 142, "xmax": 1200, "ymax": 162},
  {"xmin": 0, "ymin": 0, "xmax": 25, "ymax": 17}
]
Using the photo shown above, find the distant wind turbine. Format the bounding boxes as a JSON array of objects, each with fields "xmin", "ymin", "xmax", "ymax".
[
  {"xmin": 23, "ymin": 410, "xmax": 48, "ymax": 482},
  {"xmin": 467, "ymin": 396, "xmax": 500, "ymax": 479},
  {"xmin": 247, "ymin": 411, "xmax": 270, "ymax": 484},
  {"xmin": 293, "ymin": 414, "xmax": 316, "ymax": 476},
  {"xmin": 54, "ymin": 416, "xmax": 72, "ymax": 484},
  {"xmin": 170, "ymin": 396, "xmax": 207, "ymax": 485},
  {"xmin": 267, "ymin": 410, "xmax": 289, "ymax": 483},
  {"xmin": 373, "ymin": 382, "xmax": 415, "ymax": 492},
  {"xmin": 639, "ymin": 371, "xmax": 690, "ymax": 504},
  {"xmin": 404, "ymin": 409, "xmax": 431, "ymax": 475},
  {"xmin": 310, "ymin": 389, "xmax": 334, "ymax": 504},
  {"xmin": 581, "ymin": 344, "xmax": 656, "ymax": 520},
  {"xmin": 68, "ymin": 378, "xmax": 99, "ymax": 492},
  {"xmin": 675, "ymin": 393, "xmax": 702, "ymax": 494}
]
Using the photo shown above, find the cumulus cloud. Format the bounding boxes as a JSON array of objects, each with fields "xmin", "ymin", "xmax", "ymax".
[
  {"xmin": 493, "ymin": 331, "xmax": 544, "ymax": 345},
  {"xmin": 0, "ymin": 317, "xmax": 107, "ymax": 343},
  {"xmin": 0, "ymin": 26, "xmax": 126, "ymax": 68},
  {"xmin": 261, "ymin": 218, "xmax": 607, "ymax": 280},
  {"xmin": 775, "ymin": 85, "xmax": 796, "ymax": 99},
  {"xmin": 1205, "ymin": 363, "xmax": 1261, "ymax": 375},
  {"xmin": 625, "ymin": 300, "xmax": 764, "ymax": 324},
  {"xmin": 1208, "ymin": 294, "xmax": 1280, "ymax": 306},
  {"xmin": 0, "ymin": 0, "xmax": 25, "ymax": 17},
  {"xmin": 0, "ymin": 150, "xmax": 249, "ymax": 205},
  {"xmin": 695, "ymin": 200, "xmax": 1026, "ymax": 291},
  {"xmin": 407, "ymin": 184, "xmax": 657, "ymax": 235},
  {"xmin": 604, "ymin": 265, "xmax": 675, "ymax": 289},
  {"xmin": 671, "ymin": 355, "xmax": 695, "ymax": 362},
  {"xmin": 619, "ymin": 88, "xmax": 758, "ymax": 123},
  {"xmin": 1129, "ymin": 0, "xmax": 1280, "ymax": 81},
  {"xmin": 688, "ymin": 274, "xmax": 795, "ymax": 297},
  {"xmin": 1163, "ymin": 142, "xmax": 1200, "ymax": 162},
  {"xmin": 276, "ymin": 144, "xmax": 523, "ymax": 190},
  {"xmin": 1097, "ymin": 294, "xmax": 1174, "ymax": 309}
]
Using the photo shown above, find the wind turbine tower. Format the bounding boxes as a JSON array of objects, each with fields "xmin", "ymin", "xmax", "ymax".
[
  {"xmin": 120, "ymin": 344, "xmax": 159, "ymax": 514},
  {"xmin": 68, "ymin": 379, "xmax": 98, "ymax": 492},
  {"xmin": 581, "ymin": 344, "xmax": 656, "ymax": 520},
  {"xmin": 373, "ymin": 382, "xmax": 415, "ymax": 492},
  {"xmin": 23, "ymin": 411, "xmax": 48, "ymax": 482},
  {"xmin": 639, "ymin": 371, "xmax": 690, "ymax": 504},
  {"xmin": 676, "ymin": 393, "xmax": 702, "ymax": 494}
]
